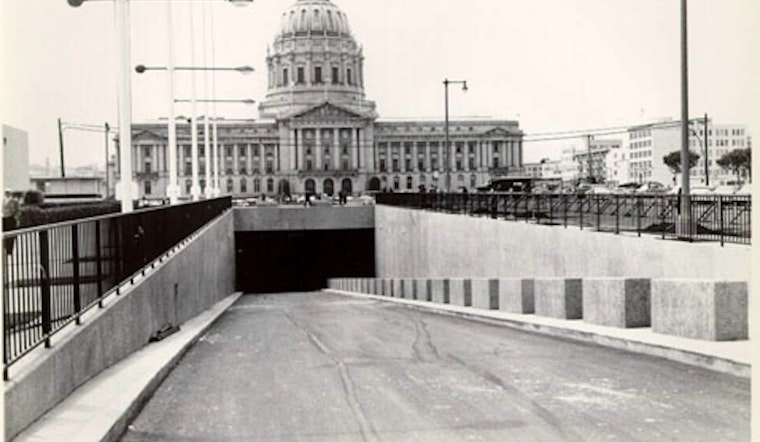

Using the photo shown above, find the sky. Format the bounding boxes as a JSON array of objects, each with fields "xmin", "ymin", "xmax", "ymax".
[{"xmin": 2, "ymin": 0, "xmax": 759, "ymax": 171}]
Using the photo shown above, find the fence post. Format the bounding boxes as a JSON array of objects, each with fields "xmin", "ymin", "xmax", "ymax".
[
  {"xmin": 596, "ymin": 195, "xmax": 601, "ymax": 231},
  {"xmin": 579, "ymin": 195, "xmax": 584, "ymax": 230},
  {"xmin": 615, "ymin": 194, "xmax": 620, "ymax": 234},
  {"xmin": 71, "ymin": 225, "xmax": 82, "ymax": 325},
  {"xmin": 661, "ymin": 196, "xmax": 666, "ymax": 240},
  {"xmin": 39, "ymin": 230, "xmax": 52, "ymax": 348},
  {"xmin": 719, "ymin": 196, "xmax": 724, "ymax": 247},
  {"xmin": 636, "ymin": 196, "xmax": 641, "ymax": 237},
  {"xmin": 563, "ymin": 194, "xmax": 568, "ymax": 228},
  {"xmin": 96, "ymin": 220, "xmax": 104, "ymax": 307}
]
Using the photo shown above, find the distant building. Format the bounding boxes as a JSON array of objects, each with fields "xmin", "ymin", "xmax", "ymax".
[
  {"xmin": 2, "ymin": 125, "xmax": 30, "ymax": 191},
  {"xmin": 627, "ymin": 120, "xmax": 751, "ymax": 186},
  {"xmin": 572, "ymin": 138, "xmax": 622, "ymax": 184},
  {"xmin": 30, "ymin": 176, "xmax": 106, "ymax": 201},
  {"xmin": 524, "ymin": 158, "xmax": 562, "ymax": 180},
  {"xmin": 121, "ymin": 0, "xmax": 524, "ymax": 200}
]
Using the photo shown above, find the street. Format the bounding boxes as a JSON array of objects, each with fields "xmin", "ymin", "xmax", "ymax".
[{"xmin": 121, "ymin": 291, "xmax": 749, "ymax": 442}]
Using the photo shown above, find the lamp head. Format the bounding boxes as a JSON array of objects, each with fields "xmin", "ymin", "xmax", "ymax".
[
  {"xmin": 135, "ymin": 65, "xmax": 146, "ymax": 74},
  {"xmin": 67, "ymin": 0, "xmax": 85, "ymax": 7},
  {"xmin": 236, "ymin": 66, "xmax": 255, "ymax": 74},
  {"xmin": 462, "ymin": 81, "xmax": 468, "ymax": 92},
  {"xmin": 228, "ymin": 0, "xmax": 254, "ymax": 6}
]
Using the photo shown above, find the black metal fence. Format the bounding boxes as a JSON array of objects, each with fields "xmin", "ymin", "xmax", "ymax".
[
  {"xmin": 2, "ymin": 197, "xmax": 231, "ymax": 379},
  {"xmin": 377, "ymin": 192, "xmax": 751, "ymax": 246}
]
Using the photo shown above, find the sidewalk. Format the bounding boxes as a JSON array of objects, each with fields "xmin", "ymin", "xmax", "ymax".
[
  {"xmin": 11, "ymin": 293, "xmax": 242, "ymax": 442},
  {"xmin": 327, "ymin": 289, "xmax": 751, "ymax": 378}
]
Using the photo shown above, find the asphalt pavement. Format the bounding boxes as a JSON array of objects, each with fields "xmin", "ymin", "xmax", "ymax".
[{"xmin": 120, "ymin": 291, "xmax": 750, "ymax": 442}]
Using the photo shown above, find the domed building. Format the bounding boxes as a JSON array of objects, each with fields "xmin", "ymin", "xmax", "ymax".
[{"xmin": 126, "ymin": 0, "xmax": 524, "ymax": 201}]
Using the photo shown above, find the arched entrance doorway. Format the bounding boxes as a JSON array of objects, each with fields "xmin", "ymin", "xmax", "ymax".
[
  {"xmin": 305, "ymin": 179, "xmax": 316, "ymax": 195},
  {"xmin": 341, "ymin": 178, "xmax": 353, "ymax": 194},
  {"xmin": 367, "ymin": 177, "xmax": 381, "ymax": 191},
  {"xmin": 323, "ymin": 179, "xmax": 334, "ymax": 196}
]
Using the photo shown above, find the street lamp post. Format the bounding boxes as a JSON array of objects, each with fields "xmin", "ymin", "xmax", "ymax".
[
  {"xmin": 443, "ymin": 78, "xmax": 467, "ymax": 192},
  {"xmin": 68, "ymin": 0, "xmax": 254, "ymax": 211},
  {"xmin": 679, "ymin": 0, "xmax": 692, "ymax": 235}
]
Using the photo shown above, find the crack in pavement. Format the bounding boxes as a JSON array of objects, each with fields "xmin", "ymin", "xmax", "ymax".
[
  {"xmin": 447, "ymin": 354, "xmax": 583, "ymax": 442},
  {"xmin": 280, "ymin": 310, "xmax": 379, "ymax": 442}
]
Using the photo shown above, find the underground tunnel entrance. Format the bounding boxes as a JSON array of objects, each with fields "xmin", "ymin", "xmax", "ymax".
[{"xmin": 235, "ymin": 229, "xmax": 375, "ymax": 293}]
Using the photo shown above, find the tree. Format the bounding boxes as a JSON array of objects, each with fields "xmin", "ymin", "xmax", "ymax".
[
  {"xmin": 663, "ymin": 150, "xmax": 700, "ymax": 183},
  {"xmin": 717, "ymin": 148, "xmax": 751, "ymax": 183}
]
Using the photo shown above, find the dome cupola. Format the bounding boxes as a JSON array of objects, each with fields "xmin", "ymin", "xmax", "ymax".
[{"xmin": 276, "ymin": 0, "xmax": 353, "ymax": 40}]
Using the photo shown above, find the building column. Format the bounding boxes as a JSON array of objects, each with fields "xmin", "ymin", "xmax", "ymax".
[
  {"xmin": 333, "ymin": 128, "xmax": 340, "ymax": 170},
  {"xmin": 355, "ymin": 128, "xmax": 361, "ymax": 169},
  {"xmin": 315, "ymin": 128, "xmax": 322, "ymax": 170}
]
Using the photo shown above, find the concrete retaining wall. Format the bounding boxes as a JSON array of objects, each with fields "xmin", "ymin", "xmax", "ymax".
[
  {"xmin": 448, "ymin": 278, "xmax": 472, "ymax": 307},
  {"xmin": 415, "ymin": 279, "xmax": 430, "ymax": 301},
  {"xmin": 235, "ymin": 206, "xmax": 374, "ymax": 231},
  {"xmin": 4, "ymin": 211, "xmax": 236, "ymax": 441},
  {"xmin": 583, "ymin": 278, "xmax": 651, "ymax": 328},
  {"xmin": 534, "ymin": 278, "xmax": 583, "ymax": 319},
  {"xmin": 374, "ymin": 206, "xmax": 751, "ymax": 281},
  {"xmin": 651, "ymin": 280, "xmax": 748, "ymax": 341}
]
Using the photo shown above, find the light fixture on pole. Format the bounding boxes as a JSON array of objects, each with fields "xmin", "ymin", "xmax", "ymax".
[
  {"xmin": 443, "ymin": 78, "xmax": 468, "ymax": 192},
  {"xmin": 678, "ymin": 0, "xmax": 692, "ymax": 237}
]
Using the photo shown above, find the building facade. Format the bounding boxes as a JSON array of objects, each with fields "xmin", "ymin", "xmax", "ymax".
[
  {"xmin": 2, "ymin": 125, "xmax": 30, "ymax": 192},
  {"xmin": 122, "ymin": 0, "xmax": 523, "ymax": 200},
  {"xmin": 573, "ymin": 138, "xmax": 622, "ymax": 184},
  {"xmin": 627, "ymin": 120, "xmax": 751, "ymax": 186}
]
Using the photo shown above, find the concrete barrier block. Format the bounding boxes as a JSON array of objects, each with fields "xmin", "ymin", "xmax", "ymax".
[
  {"xmin": 431, "ymin": 279, "xmax": 450, "ymax": 304},
  {"xmin": 534, "ymin": 278, "xmax": 582, "ymax": 319},
  {"xmin": 380, "ymin": 279, "xmax": 390, "ymax": 297},
  {"xmin": 652, "ymin": 280, "xmax": 748, "ymax": 341},
  {"xmin": 497, "ymin": 278, "xmax": 534, "ymax": 314},
  {"xmin": 372, "ymin": 279, "xmax": 381, "ymax": 295},
  {"xmin": 449, "ymin": 279, "xmax": 472, "ymax": 307},
  {"xmin": 583, "ymin": 278, "xmax": 650, "ymax": 328},
  {"xmin": 471, "ymin": 279, "xmax": 498, "ymax": 310},
  {"xmin": 391, "ymin": 279, "xmax": 402, "ymax": 298},
  {"xmin": 403, "ymin": 278, "xmax": 415, "ymax": 299},
  {"xmin": 414, "ymin": 279, "xmax": 431, "ymax": 301}
]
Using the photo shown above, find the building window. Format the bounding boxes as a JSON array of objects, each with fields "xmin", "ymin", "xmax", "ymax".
[
  {"xmin": 323, "ymin": 160, "xmax": 330, "ymax": 171},
  {"xmin": 282, "ymin": 68, "xmax": 289, "ymax": 86},
  {"xmin": 470, "ymin": 174, "xmax": 477, "ymax": 188},
  {"xmin": 144, "ymin": 180, "xmax": 152, "ymax": 195},
  {"xmin": 297, "ymin": 66, "xmax": 305, "ymax": 84},
  {"xmin": 314, "ymin": 66, "xmax": 322, "ymax": 84},
  {"xmin": 418, "ymin": 159, "xmax": 425, "ymax": 171},
  {"xmin": 469, "ymin": 158, "xmax": 475, "ymax": 170},
  {"xmin": 184, "ymin": 161, "xmax": 192, "ymax": 176},
  {"xmin": 379, "ymin": 159, "xmax": 386, "ymax": 172},
  {"xmin": 306, "ymin": 159, "xmax": 313, "ymax": 171},
  {"xmin": 253, "ymin": 178, "xmax": 261, "ymax": 193},
  {"xmin": 405, "ymin": 159, "xmax": 411, "ymax": 171},
  {"xmin": 406, "ymin": 176, "xmax": 413, "ymax": 190},
  {"xmin": 456, "ymin": 160, "xmax": 462, "ymax": 171},
  {"xmin": 266, "ymin": 160, "xmax": 274, "ymax": 174},
  {"xmin": 253, "ymin": 145, "xmax": 260, "ymax": 157},
  {"xmin": 346, "ymin": 68, "xmax": 353, "ymax": 85},
  {"xmin": 144, "ymin": 160, "xmax": 152, "ymax": 174},
  {"xmin": 226, "ymin": 179, "xmax": 233, "ymax": 193},
  {"xmin": 240, "ymin": 178, "xmax": 247, "ymax": 193},
  {"xmin": 393, "ymin": 176, "xmax": 400, "ymax": 190},
  {"xmin": 392, "ymin": 158, "xmax": 399, "ymax": 172},
  {"xmin": 267, "ymin": 178, "xmax": 274, "ymax": 193},
  {"xmin": 342, "ymin": 159, "xmax": 349, "ymax": 170},
  {"xmin": 493, "ymin": 157, "xmax": 499, "ymax": 168},
  {"xmin": 332, "ymin": 66, "xmax": 339, "ymax": 84},
  {"xmin": 185, "ymin": 179, "xmax": 192, "ymax": 194}
]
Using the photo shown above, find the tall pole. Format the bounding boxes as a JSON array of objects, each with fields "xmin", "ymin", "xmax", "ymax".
[
  {"xmin": 679, "ymin": 0, "xmax": 691, "ymax": 231},
  {"xmin": 104, "ymin": 122, "xmax": 110, "ymax": 198},
  {"xmin": 703, "ymin": 113, "xmax": 709, "ymax": 186},
  {"xmin": 444, "ymin": 79, "xmax": 450, "ymax": 192},
  {"xmin": 202, "ymin": 2, "xmax": 212, "ymax": 198},
  {"xmin": 116, "ymin": 0, "xmax": 133, "ymax": 213},
  {"xmin": 166, "ymin": 0, "xmax": 179, "ymax": 205},
  {"xmin": 189, "ymin": 2, "xmax": 200, "ymax": 201},
  {"xmin": 58, "ymin": 118, "xmax": 66, "ymax": 177}
]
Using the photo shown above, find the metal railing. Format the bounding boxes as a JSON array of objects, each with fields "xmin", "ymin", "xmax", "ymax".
[
  {"xmin": 377, "ymin": 192, "xmax": 751, "ymax": 246},
  {"xmin": 2, "ymin": 197, "xmax": 231, "ymax": 379}
]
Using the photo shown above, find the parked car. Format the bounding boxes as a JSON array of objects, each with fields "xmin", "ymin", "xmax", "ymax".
[
  {"xmin": 635, "ymin": 181, "xmax": 668, "ymax": 194},
  {"xmin": 586, "ymin": 185, "xmax": 613, "ymax": 195},
  {"xmin": 614, "ymin": 182, "xmax": 642, "ymax": 194}
]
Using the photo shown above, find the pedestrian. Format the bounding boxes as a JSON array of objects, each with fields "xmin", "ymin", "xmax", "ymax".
[{"xmin": 3, "ymin": 190, "xmax": 20, "ymax": 257}]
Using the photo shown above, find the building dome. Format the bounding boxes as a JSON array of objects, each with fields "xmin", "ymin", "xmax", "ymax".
[
  {"xmin": 276, "ymin": 0, "xmax": 352, "ymax": 40},
  {"xmin": 259, "ymin": 0, "xmax": 376, "ymax": 119}
]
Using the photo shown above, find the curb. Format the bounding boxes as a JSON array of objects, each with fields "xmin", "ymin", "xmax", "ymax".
[
  {"xmin": 14, "ymin": 292, "xmax": 242, "ymax": 442},
  {"xmin": 326, "ymin": 289, "xmax": 750, "ymax": 378}
]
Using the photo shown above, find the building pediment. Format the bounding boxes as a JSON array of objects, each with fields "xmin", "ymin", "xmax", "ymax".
[
  {"xmin": 132, "ymin": 129, "xmax": 165, "ymax": 141},
  {"xmin": 485, "ymin": 127, "xmax": 511, "ymax": 137},
  {"xmin": 288, "ymin": 102, "xmax": 370, "ymax": 121}
]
